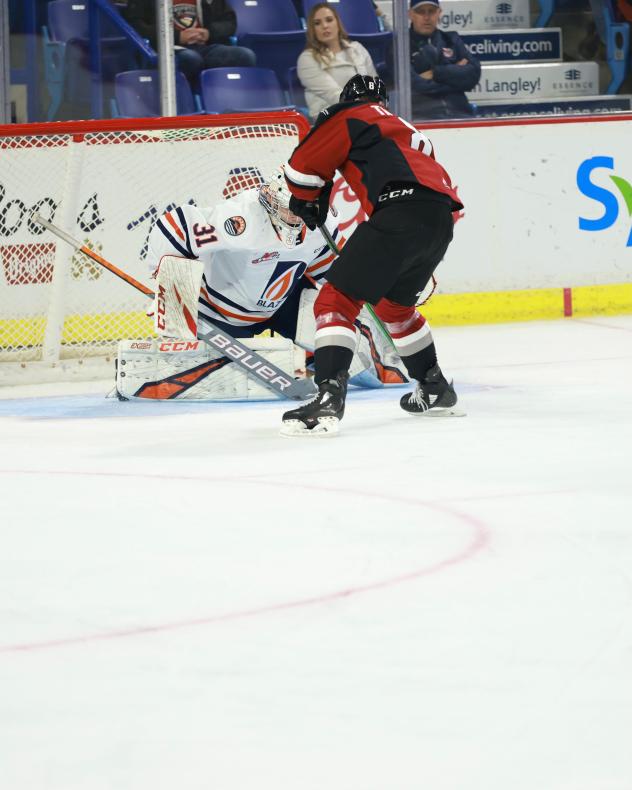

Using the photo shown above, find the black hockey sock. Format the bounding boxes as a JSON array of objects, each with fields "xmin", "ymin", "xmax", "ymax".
[
  {"xmin": 401, "ymin": 342, "xmax": 438, "ymax": 381},
  {"xmin": 314, "ymin": 346, "xmax": 354, "ymax": 385}
]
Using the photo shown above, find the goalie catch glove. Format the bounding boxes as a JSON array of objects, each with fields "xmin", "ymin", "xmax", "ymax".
[{"xmin": 289, "ymin": 181, "xmax": 333, "ymax": 231}]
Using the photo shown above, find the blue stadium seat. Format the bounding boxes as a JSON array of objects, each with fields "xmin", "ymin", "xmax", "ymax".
[
  {"xmin": 199, "ymin": 68, "xmax": 295, "ymax": 113},
  {"xmin": 43, "ymin": 0, "xmax": 134, "ymax": 120},
  {"xmin": 286, "ymin": 66, "xmax": 309, "ymax": 117},
  {"xmin": 301, "ymin": 0, "xmax": 392, "ymax": 69},
  {"xmin": 230, "ymin": 0, "xmax": 307, "ymax": 90},
  {"xmin": 113, "ymin": 70, "xmax": 201, "ymax": 118}
]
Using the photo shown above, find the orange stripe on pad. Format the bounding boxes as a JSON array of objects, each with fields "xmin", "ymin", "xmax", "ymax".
[{"xmin": 137, "ymin": 359, "xmax": 229, "ymax": 399}]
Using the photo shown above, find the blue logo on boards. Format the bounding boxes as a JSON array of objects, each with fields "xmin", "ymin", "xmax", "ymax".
[
  {"xmin": 565, "ymin": 69, "xmax": 581, "ymax": 80},
  {"xmin": 577, "ymin": 156, "xmax": 632, "ymax": 247}
]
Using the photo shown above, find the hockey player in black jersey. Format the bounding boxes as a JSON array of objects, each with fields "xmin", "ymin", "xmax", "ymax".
[{"xmin": 280, "ymin": 74, "xmax": 463, "ymax": 437}]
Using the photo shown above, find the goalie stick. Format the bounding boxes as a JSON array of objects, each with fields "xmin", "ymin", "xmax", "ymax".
[{"xmin": 32, "ymin": 213, "xmax": 317, "ymax": 401}]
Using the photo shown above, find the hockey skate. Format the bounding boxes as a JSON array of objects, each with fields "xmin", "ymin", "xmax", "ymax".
[
  {"xmin": 280, "ymin": 371, "xmax": 349, "ymax": 437},
  {"xmin": 400, "ymin": 364, "xmax": 465, "ymax": 417}
]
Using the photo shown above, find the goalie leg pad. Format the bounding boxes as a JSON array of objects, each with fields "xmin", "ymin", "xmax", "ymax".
[
  {"xmin": 115, "ymin": 337, "xmax": 306, "ymax": 402},
  {"xmin": 154, "ymin": 255, "xmax": 204, "ymax": 340},
  {"xmin": 293, "ymin": 288, "xmax": 408, "ymax": 387},
  {"xmin": 294, "ymin": 287, "xmax": 318, "ymax": 352}
]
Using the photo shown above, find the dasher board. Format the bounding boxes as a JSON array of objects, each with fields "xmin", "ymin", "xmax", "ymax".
[{"xmin": 467, "ymin": 61, "xmax": 599, "ymax": 100}]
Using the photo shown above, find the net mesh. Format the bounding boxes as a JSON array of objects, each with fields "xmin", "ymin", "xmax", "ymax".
[{"xmin": 0, "ymin": 120, "xmax": 302, "ymax": 367}]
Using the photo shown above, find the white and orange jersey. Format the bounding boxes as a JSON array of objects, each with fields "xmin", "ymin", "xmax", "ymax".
[{"xmin": 147, "ymin": 189, "xmax": 344, "ymax": 329}]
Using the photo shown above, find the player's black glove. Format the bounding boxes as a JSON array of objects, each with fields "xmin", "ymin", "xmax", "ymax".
[
  {"xmin": 289, "ymin": 196, "xmax": 321, "ymax": 231},
  {"xmin": 289, "ymin": 182, "xmax": 333, "ymax": 231},
  {"xmin": 411, "ymin": 44, "xmax": 439, "ymax": 74}
]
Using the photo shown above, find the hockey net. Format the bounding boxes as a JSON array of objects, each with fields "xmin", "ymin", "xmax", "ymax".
[{"xmin": 0, "ymin": 112, "xmax": 309, "ymax": 384}]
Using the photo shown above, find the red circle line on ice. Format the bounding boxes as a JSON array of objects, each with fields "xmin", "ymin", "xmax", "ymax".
[{"xmin": 0, "ymin": 469, "xmax": 490, "ymax": 654}]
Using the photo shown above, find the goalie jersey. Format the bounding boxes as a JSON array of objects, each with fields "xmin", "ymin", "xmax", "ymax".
[{"xmin": 147, "ymin": 189, "xmax": 342, "ymax": 331}]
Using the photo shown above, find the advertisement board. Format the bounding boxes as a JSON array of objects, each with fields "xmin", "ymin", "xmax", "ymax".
[
  {"xmin": 422, "ymin": 119, "xmax": 632, "ymax": 293},
  {"xmin": 438, "ymin": 0, "xmax": 530, "ymax": 30},
  {"xmin": 1, "ymin": 113, "xmax": 631, "ymax": 363},
  {"xmin": 329, "ymin": 116, "xmax": 632, "ymax": 309},
  {"xmin": 474, "ymin": 95, "xmax": 632, "ymax": 117},
  {"xmin": 468, "ymin": 62, "xmax": 600, "ymax": 100},
  {"xmin": 461, "ymin": 28, "xmax": 562, "ymax": 62}
]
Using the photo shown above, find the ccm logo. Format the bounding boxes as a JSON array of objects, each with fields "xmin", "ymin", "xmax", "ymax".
[
  {"xmin": 378, "ymin": 187, "xmax": 414, "ymax": 202},
  {"xmin": 159, "ymin": 341, "xmax": 201, "ymax": 352},
  {"xmin": 209, "ymin": 334, "xmax": 292, "ymax": 389},
  {"xmin": 156, "ymin": 284, "xmax": 166, "ymax": 331}
]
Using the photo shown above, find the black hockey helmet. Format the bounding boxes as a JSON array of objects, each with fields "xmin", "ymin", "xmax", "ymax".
[{"xmin": 339, "ymin": 74, "xmax": 388, "ymax": 106}]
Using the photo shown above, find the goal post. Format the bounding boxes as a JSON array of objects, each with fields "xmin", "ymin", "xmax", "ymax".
[{"xmin": 0, "ymin": 112, "xmax": 310, "ymax": 384}]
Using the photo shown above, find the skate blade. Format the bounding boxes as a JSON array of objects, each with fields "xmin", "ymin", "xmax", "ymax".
[
  {"xmin": 407, "ymin": 406, "xmax": 467, "ymax": 418},
  {"xmin": 279, "ymin": 417, "xmax": 340, "ymax": 438}
]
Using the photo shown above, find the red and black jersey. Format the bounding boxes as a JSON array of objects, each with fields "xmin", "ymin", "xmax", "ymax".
[{"xmin": 285, "ymin": 101, "xmax": 463, "ymax": 216}]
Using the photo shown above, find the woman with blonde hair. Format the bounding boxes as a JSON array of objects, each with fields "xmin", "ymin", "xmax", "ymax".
[{"xmin": 297, "ymin": 2, "xmax": 378, "ymax": 120}]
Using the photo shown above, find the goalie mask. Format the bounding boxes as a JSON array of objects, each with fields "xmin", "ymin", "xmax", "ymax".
[{"xmin": 258, "ymin": 167, "xmax": 305, "ymax": 248}]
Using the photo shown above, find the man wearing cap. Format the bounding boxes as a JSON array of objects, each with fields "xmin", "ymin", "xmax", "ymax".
[{"xmin": 409, "ymin": 0, "xmax": 481, "ymax": 120}]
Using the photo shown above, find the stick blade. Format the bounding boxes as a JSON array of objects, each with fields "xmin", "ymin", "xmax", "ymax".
[{"xmin": 283, "ymin": 378, "xmax": 318, "ymax": 400}]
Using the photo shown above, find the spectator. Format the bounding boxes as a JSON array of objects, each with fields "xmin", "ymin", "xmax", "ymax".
[
  {"xmin": 297, "ymin": 2, "xmax": 377, "ymax": 120},
  {"xmin": 124, "ymin": 0, "xmax": 256, "ymax": 85},
  {"xmin": 409, "ymin": 0, "xmax": 480, "ymax": 120},
  {"xmin": 372, "ymin": 1, "xmax": 392, "ymax": 30}
]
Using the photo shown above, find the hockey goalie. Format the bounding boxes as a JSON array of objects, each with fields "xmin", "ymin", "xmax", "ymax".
[{"xmin": 115, "ymin": 166, "xmax": 409, "ymax": 402}]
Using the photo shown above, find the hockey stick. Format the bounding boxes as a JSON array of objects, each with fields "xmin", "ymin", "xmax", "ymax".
[
  {"xmin": 318, "ymin": 225, "xmax": 396, "ymax": 349},
  {"xmin": 32, "ymin": 213, "xmax": 317, "ymax": 401}
]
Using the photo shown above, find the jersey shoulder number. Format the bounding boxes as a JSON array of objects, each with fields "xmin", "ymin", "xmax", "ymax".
[{"xmin": 370, "ymin": 104, "xmax": 433, "ymax": 156}]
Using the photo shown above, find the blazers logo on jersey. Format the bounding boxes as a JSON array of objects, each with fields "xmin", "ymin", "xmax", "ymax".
[
  {"xmin": 257, "ymin": 261, "xmax": 307, "ymax": 308},
  {"xmin": 224, "ymin": 216, "xmax": 246, "ymax": 236}
]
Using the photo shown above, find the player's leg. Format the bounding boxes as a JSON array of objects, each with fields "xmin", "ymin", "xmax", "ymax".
[
  {"xmin": 280, "ymin": 282, "xmax": 363, "ymax": 436},
  {"xmin": 378, "ymin": 199, "xmax": 463, "ymax": 416},
  {"xmin": 201, "ymin": 43, "xmax": 257, "ymax": 68},
  {"xmin": 281, "ymin": 198, "xmax": 458, "ymax": 434},
  {"xmin": 281, "ymin": 281, "xmax": 407, "ymax": 386},
  {"xmin": 372, "ymin": 298, "xmax": 459, "ymax": 415},
  {"xmin": 175, "ymin": 48, "xmax": 205, "ymax": 82},
  {"xmin": 281, "ymin": 205, "xmax": 423, "ymax": 435}
]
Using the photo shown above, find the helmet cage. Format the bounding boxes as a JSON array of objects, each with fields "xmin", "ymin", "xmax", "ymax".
[{"xmin": 258, "ymin": 168, "xmax": 304, "ymax": 248}]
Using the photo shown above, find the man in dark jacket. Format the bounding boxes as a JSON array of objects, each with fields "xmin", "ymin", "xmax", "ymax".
[
  {"xmin": 409, "ymin": 0, "xmax": 481, "ymax": 120},
  {"xmin": 124, "ymin": 0, "xmax": 255, "ymax": 83}
]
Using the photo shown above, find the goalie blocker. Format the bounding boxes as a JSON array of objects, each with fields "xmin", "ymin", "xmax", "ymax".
[{"xmin": 115, "ymin": 290, "xmax": 408, "ymax": 401}]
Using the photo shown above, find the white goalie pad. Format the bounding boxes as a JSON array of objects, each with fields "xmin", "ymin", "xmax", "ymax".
[
  {"xmin": 153, "ymin": 255, "xmax": 204, "ymax": 339},
  {"xmin": 114, "ymin": 337, "xmax": 306, "ymax": 402},
  {"xmin": 295, "ymin": 289, "xmax": 409, "ymax": 387}
]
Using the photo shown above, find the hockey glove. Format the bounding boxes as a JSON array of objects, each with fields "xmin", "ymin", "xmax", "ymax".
[
  {"xmin": 289, "ymin": 182, "xmax": 332, "ymax": 231},
  {"xmin": 411, "ymin": 44, "xmax": 439, "ymax": 75}
]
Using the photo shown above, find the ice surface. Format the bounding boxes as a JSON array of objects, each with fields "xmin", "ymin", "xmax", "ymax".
[{"xmin": 1, "ymin": 317, "xmax": 631, "ymax": 790}]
